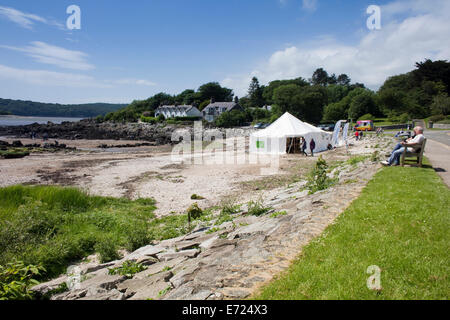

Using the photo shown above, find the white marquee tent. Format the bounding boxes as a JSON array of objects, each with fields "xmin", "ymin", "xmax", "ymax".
[{"xmin": 250, "ymin": 112, "xmax": 332, "ymax": 154}]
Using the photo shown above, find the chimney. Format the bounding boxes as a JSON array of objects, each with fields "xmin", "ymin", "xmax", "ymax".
[{"xmin": 210, "ymin": 97, "xmax": 215, "ymax": 104}]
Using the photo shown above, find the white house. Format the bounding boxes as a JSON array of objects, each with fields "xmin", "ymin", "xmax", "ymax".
[{"xmin": 155, "ymin": 105, "xmax": 202, "ymax": 119}]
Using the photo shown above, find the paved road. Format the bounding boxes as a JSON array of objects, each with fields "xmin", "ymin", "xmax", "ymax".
[
  {"xmin": 424, "ymin": 130, "xmax": 450, "ymax": 146},
  {"xmin": 424, "ymin": 130, "xmax": 450, "ymax": 187}
]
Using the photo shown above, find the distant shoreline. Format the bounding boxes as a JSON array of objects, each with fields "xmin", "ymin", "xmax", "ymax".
[{"xmin": 0, "ymin": 115, "xmax": 84, "ymax": 127}]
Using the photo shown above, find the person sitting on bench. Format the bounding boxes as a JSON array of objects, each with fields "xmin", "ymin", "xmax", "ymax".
[{"xmin": 381, "ymin": 126, "xmax": 425, "ymax": 167}]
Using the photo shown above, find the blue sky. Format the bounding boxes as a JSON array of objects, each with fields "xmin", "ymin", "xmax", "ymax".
[{"xmin": 0, "ymin": 0, "xmax": 449, "ymax": 104}]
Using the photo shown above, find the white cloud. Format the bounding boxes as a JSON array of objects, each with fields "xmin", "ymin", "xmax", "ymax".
[
  {"xmin": 223, "ymin": 0, "xmax": 450, "ymax": 96},
  {"xmin": 0, "ymin": 64, "xmax": 110, "ymax": 88},
  {"xmin": 302, "ymin": 0, "xmax": 318, "ymax": 12},
  {"xmin": 112, "ymin": 79, "xmax": 157, "ymax": 87},
  {"xmin": 0, "ymin": 6, "xmax": 63, "ymax": 30},
  {"xmin": 0, "ymin": 42, "xmax": 94, "ymax": 71}
]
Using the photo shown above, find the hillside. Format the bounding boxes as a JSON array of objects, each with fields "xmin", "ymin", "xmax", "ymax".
[{"xmin": 0, "ymin": 98, "xmax": 127, "ymax": 118}]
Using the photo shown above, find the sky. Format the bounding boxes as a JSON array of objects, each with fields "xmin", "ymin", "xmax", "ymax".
[{"xmin": 0, "ymin": 0, "xmax": 449, "ymax": 104}]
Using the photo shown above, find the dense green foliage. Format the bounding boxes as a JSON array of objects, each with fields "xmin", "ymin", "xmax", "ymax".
[
  {"xmin": 0, "ymin": 98, "xmax": 125, "ymax": 117},
  {"xmin": 101, "ymin": 59, "xmax": 450, "ymax": 125},
  {"xmin": 0, "ymin": 185, "xmax": 196, "ymax": 279},
  {"xmin": 256, "ymin": 161, "xmax": 450, "ymax": 299},
  {"xmin": 0, "ymin": 261, "xmax": 45, "ymax": 300}
]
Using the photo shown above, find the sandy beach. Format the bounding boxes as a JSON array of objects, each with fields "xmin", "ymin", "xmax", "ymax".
[{"xmin": 0, "ymin": 136, "xmax": 376, "ymax": 216}]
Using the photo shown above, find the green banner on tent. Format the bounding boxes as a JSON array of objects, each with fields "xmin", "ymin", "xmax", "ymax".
[{"xmin": 256, "ymin": 141, "xmax": 265, "ymax": 149}]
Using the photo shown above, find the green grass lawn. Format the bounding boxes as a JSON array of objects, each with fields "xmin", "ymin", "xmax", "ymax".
[
  {"xmin": 0, "ymin": 185, "xmax": 192, "ymax": 279},
  {"xmin": 255, "ymin": 162, "xmax": 450, "ymax": 300}
]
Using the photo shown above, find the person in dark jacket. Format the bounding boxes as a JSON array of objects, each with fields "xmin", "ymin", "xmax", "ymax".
[
  {"xmin": 310, "ymin": 139, "xmax": 316, "ymax": 157},
  {"xmin": 301, "ymin": 138, "xmax": 308, "ymax": 156}
]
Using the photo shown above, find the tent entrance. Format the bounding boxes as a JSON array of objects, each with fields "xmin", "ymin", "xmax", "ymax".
[{"xmin": 286, "ymin": 137, "xmax": 302, "ymax": 154}]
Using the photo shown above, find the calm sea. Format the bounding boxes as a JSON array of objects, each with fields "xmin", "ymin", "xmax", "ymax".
[{"xmin": 0, "ymin": 116, "xmax": 84, "ymax": 127}]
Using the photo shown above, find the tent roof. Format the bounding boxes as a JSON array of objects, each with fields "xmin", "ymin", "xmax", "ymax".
[{"xmin": 252, "ymin": 112, "xmax": 326, "ymax": 138}]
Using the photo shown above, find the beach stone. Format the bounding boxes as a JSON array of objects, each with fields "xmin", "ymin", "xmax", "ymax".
[
  {"xmin": 133, "ymin": 257, "xmax": 188, "ymax": 279},
  {"xmin": 79, "ymin": 289, "xmax": 125, "ymax": 300},
  {"xmin": 83, "ymin": 261, "xmax": 116, "ymax": 274},
  {"xmin": 220, "ymin": 287, "xmax": 252, "ymax": 299},
  {"xmin": 125, "ymin": 245, "xmax": 165, "ymax": 260},
  {"xmin": 163, "ymin": 285, "xmax": 194, "ymax": 300},
  {"xmin": 157, "ymin": 249, "xmax": 200, "ymax": 262},
  {"xmin": 117, "ymin": 271, "xmax": 173, "ymax": 299},
  {"xmin": 228, "ymin": 219, "xmax": 278, "ymax": 239},
  {"xmin": 31, "ymin": 275, "xmax": 68, "ymax": 296},
  {"xmin": 170, "ymin": 264, "xmax": 200, "ymax": 288},
  {"xmin": 78, "ymin": 274, "xmax": 127, "ymax": 291}
]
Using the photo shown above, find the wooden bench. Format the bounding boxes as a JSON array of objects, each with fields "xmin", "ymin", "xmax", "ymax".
[{"xmin": 401, "ymin": 139, "xmax": 427, "ymax": 167}]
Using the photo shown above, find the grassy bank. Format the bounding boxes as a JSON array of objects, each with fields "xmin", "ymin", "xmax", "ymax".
[
  {"xmin": 255, "ymin": 162, "xmax": 449, "ymax": 300},
  {"xmin": 0, "ymin": 185, "xmax": 192, "ymax": 279}
]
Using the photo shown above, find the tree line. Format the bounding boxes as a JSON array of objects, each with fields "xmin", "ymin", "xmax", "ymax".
[
  {"xmin": 0, "ymin": 98, "xmax": 126, "ymax": 118},
  {"xmin": 101, "ymin": 59, "xmax": 450, "ymax": 126}
]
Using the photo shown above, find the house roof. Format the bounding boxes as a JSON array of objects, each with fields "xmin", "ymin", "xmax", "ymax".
[
  {"xmin": 157, "ymin": 105, "xmax": 198, "ymax": 112},
  {"xmin": 204, "ymin": 102, "xmax": 240, "ymax": 111}
]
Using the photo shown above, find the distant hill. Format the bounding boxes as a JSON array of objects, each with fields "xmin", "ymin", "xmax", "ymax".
[{"xmin": 0, "ymin": 98, "xmax": 127, "ymax": 118}]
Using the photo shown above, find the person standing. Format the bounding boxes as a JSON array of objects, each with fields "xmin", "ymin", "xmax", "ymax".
[
  {"xmin": 310, "ymin": 139, "xmax": 316, "ymax": 157},
  {"xmin": 355, "ymin": 131, "xmax": 359, "ymax": 141},
  {"xmin": 301, "ymin": 138, "xmax": 308, "ymax": 157}
]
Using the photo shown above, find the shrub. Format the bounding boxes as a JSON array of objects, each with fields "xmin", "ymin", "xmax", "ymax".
[
  {"xmin": 108, "ymin": 261, "xmax": 146, "ymax": 279},
  {"xmin": 247, "ymin": 198, "xmax": 272, "ymax": 216},
  {"xmin": 371, "ymin": 151, "xmax": 380, "ymax": 162},
  {"xmin": 190, "ymin": 194, "xmax": 205, "ymax": 200},
  {"xmin": 140, "ymin": 116, "xmax": 157, "ymax": 124},
  {"xmin": 125, "ymin": 223, "xmax": 150, "ymax": 252},
  {"xmin": 220, "ymin": 199, "xmax": 241, "ymax": 216},
  {"xmin": 429, "ymin": 114, "xmax": 445, "ymax": 123},
  {"xmin": 306, "ymin": 156, "xmax": 337, "ymax": 194},
  {"xmin": 0, "ymin": 261, "xmax": 45, "ymax": 300},
  {"xmin": 187, "ymin": 203, "xmax": 203, "ymax": 220},
  {"xmin": 94, "ymin": 235, "xmax": 120, "ymax": 263}
]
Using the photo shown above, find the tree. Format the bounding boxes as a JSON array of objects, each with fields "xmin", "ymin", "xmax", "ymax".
[
  {"xmin": 272, "ymin": 84, "xmax": 327, "ymax": 124},
  {"xmin": 262, "ymin": 77, "xmax": 309, "ymax": 105},
  {"xmin": 176, "ymin": 89, "xmax": 196, "ymax": 105},
  {"xmin": 337, "ymin": 74, "xmax": 351, "ymax": 86},
  {"xmin": 430, "ymin": 94, "xmax": 450, "ymax": 115},
  {"xmin": 196, "ymin": 82, "xmax": 234, "ymax": 103},
  {"xmin": 328, "ymin": 74, "xmax": 337, "ymax": 85},
  {"xmin": 311, "ymin": 68, "xmax": 329, "ymax": 86},
  {"xmin": 323, "ymin": 99, "xmax": 350, "ymax": 122},
  {"xmin": 248, "ymin": 77, "xmax": 265, "ymax": 108},
  {"xmin": 413, "ymin": 59, "xmax": 450, "ymax": 94},
  {"xmin": 214, "ymin": 110, "xmax": 250, "ymax": 127},
  {"xmin": 348, "ymin": 91, "xmax": 378, "ymax": 120}
]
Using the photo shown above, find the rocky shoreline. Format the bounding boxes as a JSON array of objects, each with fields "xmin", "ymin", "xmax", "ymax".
[
  {"xmin": 0, "ymin": 120, "xmax": 254, "ymax": 146},
  {"xmin": 0, "ymin": 120, "xmax": 178, "ymax": 145}
]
